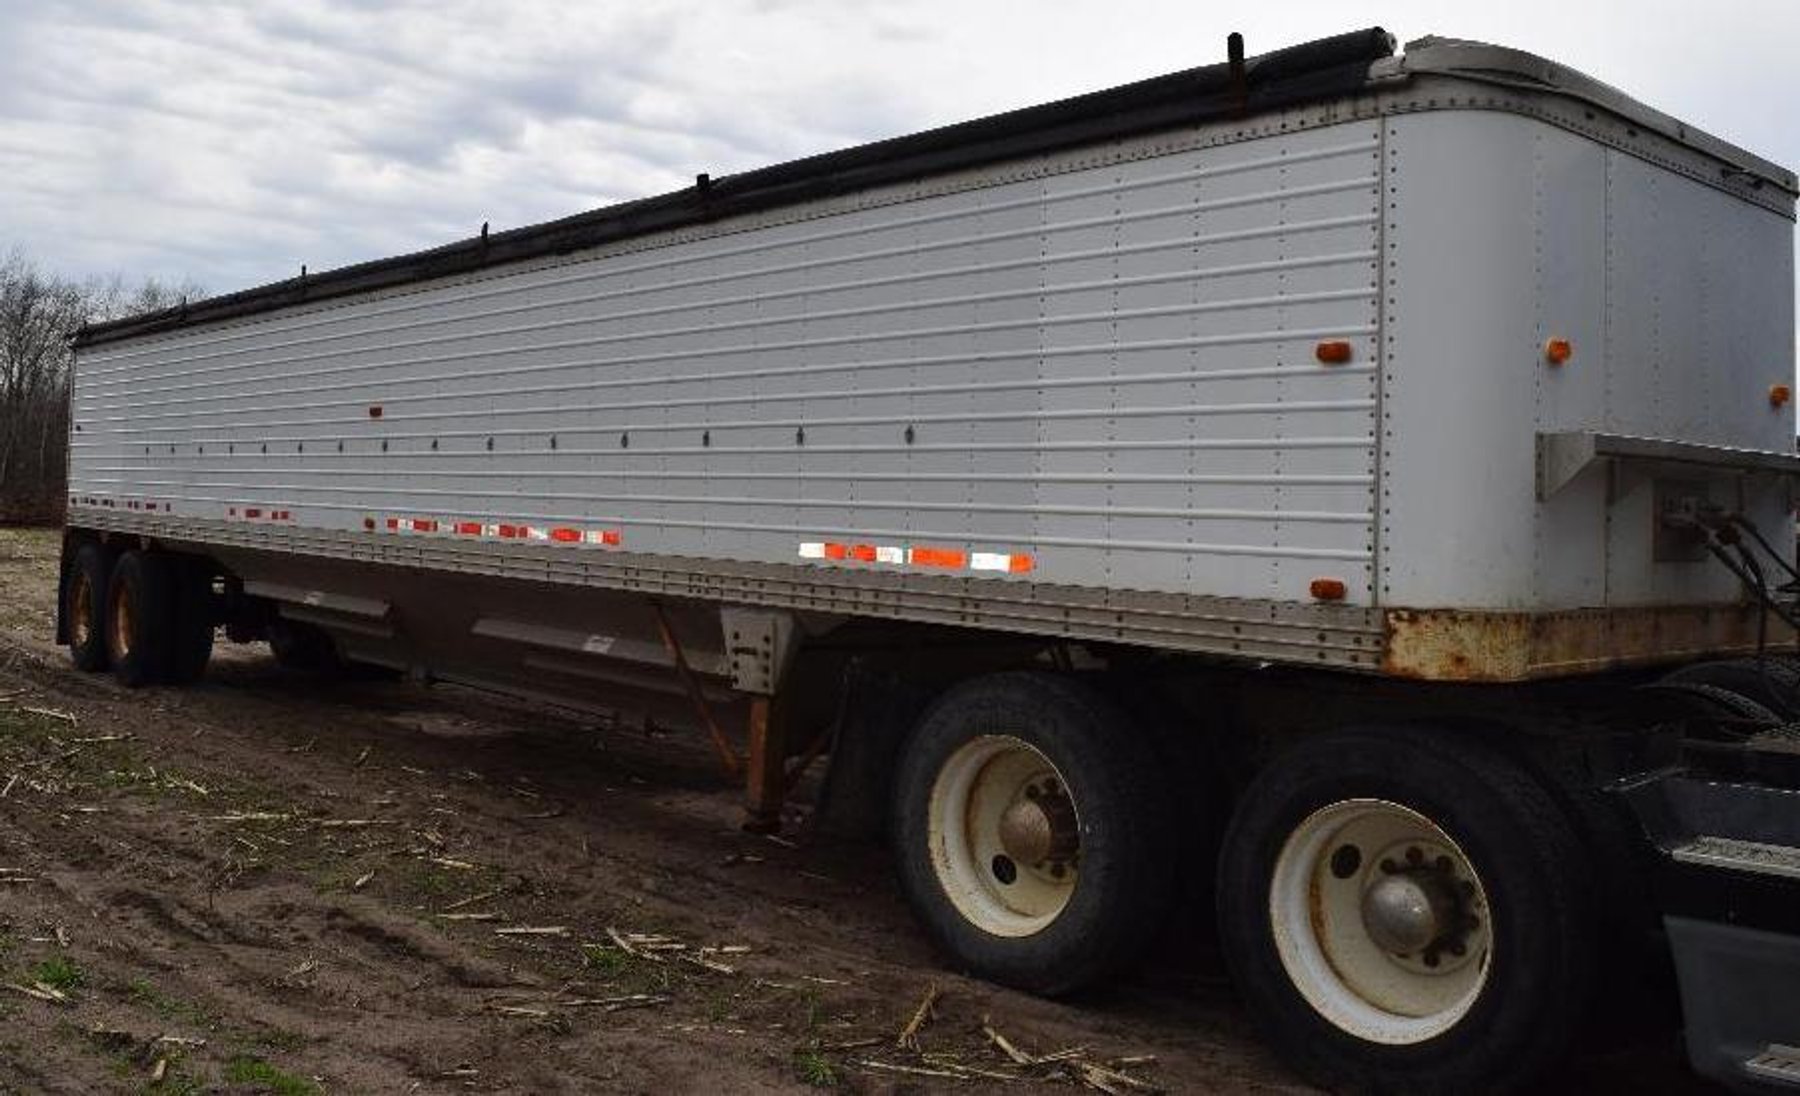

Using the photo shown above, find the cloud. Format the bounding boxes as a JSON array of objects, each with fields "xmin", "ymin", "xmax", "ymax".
[{"xmin": 0, "ymin": 0, "xmax": 1795, "ymax": 314}]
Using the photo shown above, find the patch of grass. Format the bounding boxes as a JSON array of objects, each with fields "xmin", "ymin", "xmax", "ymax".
[
  {"xmin": 128, "ymin": 976, "xmax": 176, "ymax": 1015},
  {"xmin": 792, "ymin": 1048, "xmax": 839, "ymax": 1088},
  {"xmin": 793, "ymin": 985, "xmax": 825, "ymax": 1037},
  {"xmin": 0, "ymin": 708, "xmax": 63, "ymax": 746},
  {"xmin": 579, "ymin": 942, "xmax": 629, "ymax": 976},
  {"xmin": 225, "ymin": 1055, "xmax": 318, "ymax": 1096},
  {"xmin": 100, "ymin": 1036, "xmax": 206, "ymax": 1094},
  {"xmin": 125, "ymin": 977, "xmax": 215, "ymax": 1028},
  {"xmin": 93, "ymin": 1031, "xmax": 206, "ymax": 1095},
  {"xmin": 579, "ymin": 942, "xmax": 674, "ymax": 996},
  {"xmin": 249, "ymin": 1027, "xmax": 307, "ymax": 1053},
  {"xmin": 31, "ymin": 955, "xmax": 83, "ymax": 990},
  {"xmin": 701, "ymin": 983, "xmax": 739, "ymax": 1023},
  {"xmin": 397, "ymin": 861, "xmax": 460, "ymax": 898},
  {"xmin": 147, "ymin": 1069, "xmax": 207, "ymax": 1096}
]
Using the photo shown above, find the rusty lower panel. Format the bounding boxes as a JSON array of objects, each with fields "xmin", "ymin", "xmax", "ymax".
[{"xmin": 1381, "ymin": 604, "xmax": 1796, "ymax": 681}]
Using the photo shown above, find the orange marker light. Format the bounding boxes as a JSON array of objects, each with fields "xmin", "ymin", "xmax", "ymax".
[
  {"xmin": 1771, "ymin": 384, "xmax": 1792, "ymax": 409},
  {"xmin": 1309, "ymin": 577, "xmax": 1347, "ymax": 601},
  {"xmin": 1314, "ymin": 340, "xmax": 1353, "ymax": 365},
  {"xmin": 1544, "ymin": 338, "xmax": 1573, "ymax": 366}
]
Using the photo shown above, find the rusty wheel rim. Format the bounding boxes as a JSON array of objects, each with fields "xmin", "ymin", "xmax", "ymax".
[
  {"xmin": 927, "ymin": 735, "xmax": 1081, "ymax": 937},
  {"xmin": 1269, "ymin": 798, "xmax": 1492, "ymax": 1045},
  {"xmin": 107, "ymin": 580, "xmax": 134, "ymax": 663},
  {"xmin": 70, "ymin": 570, "xmax": 94, "ymax": 649}
]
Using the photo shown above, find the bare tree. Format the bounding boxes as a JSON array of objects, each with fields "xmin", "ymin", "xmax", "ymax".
[{"xmin": 0, "ymin": 249, "xmax": 200, "ymax": 524}]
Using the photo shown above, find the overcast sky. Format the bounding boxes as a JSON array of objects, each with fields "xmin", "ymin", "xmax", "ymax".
[{"xmin": 2, "ymin": 0, "xmax": 1797, "ymax": 299}]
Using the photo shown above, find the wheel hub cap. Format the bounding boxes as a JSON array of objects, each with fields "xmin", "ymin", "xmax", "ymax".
[
  {"xmin": 997, "ymin": 786, "xmax": 1078, "ymax": 867},
  {"xmin": 1360, "ymin": 872, "xmax": 1457, "ymax": 955}
]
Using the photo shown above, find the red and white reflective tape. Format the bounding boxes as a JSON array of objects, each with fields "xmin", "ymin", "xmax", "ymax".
[
  {"xmin": 799, "ymin": 541, "xmax": 1034, "ymax": 574},
  {"xmin": 371, "ymin": 515, "xmax": 623, "ymax": 548}
]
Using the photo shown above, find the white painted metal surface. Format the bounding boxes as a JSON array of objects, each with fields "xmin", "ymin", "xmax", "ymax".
[
  {"xmin": 65, "ymin": 39, "xmax": 1799, "ymax": 671},
  {"xmin": 1380, "ymin": 110, "xmax": 1795, "ymax": 610},
  {"xmin": 71, "ymin": 121, "xmax": 1381, "ymax": 604}
]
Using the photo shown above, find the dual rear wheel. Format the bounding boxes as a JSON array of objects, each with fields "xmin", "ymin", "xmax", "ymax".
[
  {"xmin": 891, "ymin": 675, "xmax": 1596, "ymax": 1093},
  {"xmin": 65, "ymin": 543, "xmax": 214, "ymax": 688},
  {"xmin": 892, "ymin": 673, "xmax": 1175, "ymax": 995}
]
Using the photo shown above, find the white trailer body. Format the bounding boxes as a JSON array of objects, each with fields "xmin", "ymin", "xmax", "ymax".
[
  {"xmin": 64, "ymin": 36, "xmax": 1798, "ymax": 681},
  {"xmin": 55, "ymin": 30, "xmax": 1800, "ymax": 1094}
]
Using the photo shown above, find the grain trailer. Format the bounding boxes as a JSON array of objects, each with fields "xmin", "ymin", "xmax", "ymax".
[{"xmin": 58, "ymin": 29, "xmax": 1800, "ymax": 1091}]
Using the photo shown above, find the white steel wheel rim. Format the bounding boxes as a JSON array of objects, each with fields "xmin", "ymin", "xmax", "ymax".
[
  {"xmin": 927, "ymin": 734, "xmax": 1080, "ymax": 937},
  {"xmin": 1269, "ymin": 798, "xmax": 1493, "ymax": 1045}
]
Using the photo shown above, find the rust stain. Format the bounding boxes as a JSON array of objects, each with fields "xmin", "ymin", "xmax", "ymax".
[{"xmin": 1381, "ymin": 604, "xmax": 1794, "ymax": 682}]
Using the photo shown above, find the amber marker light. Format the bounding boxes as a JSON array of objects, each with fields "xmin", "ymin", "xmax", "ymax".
[
  {"xmin": 1771, "ymin": 384, "xmax": 1792, "ymax": 409},
  {"xmin": 1309, "ymin": 578, "xmax": 1347, "ymax": 601},
  {"xmin": 1315, "ymin": 340, "xmax": 1353, "ymax": 365},
  {"xmin": 1544, "ymin": 338, "xmax": 1573, "ymax": 366}
]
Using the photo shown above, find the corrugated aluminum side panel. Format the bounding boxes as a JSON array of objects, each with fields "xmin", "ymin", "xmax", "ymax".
[{"xmin": 70, "ymin": 121, "xmax": 1381, "ymax": 605}]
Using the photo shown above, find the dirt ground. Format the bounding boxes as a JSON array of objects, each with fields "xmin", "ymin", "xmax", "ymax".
[{"xmin": 0, "ymin": 527, "xmax": 1710, "ymax": 1094}]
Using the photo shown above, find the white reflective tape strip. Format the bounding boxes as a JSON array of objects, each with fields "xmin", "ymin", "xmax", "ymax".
[
  {"xmin": 875, "ymin": 545, "xmax": 905, "ymax": 564},
  {"xmin": 525, "ymin": 526, "xmax": 548, "ymax": 541},
  {"xmin": 584, "ymin": 530, "xmax": 607, "ymax": 544},
  {"xmin": 970, "ymin": 552, "xmax": 1012, "ymax": 572},
  {"xmin": 482, "ymin": 523, "xmax": 501, "ymax": 537},
  {"xmin": 798, "ymin": 542, "xmax": 826, "ymax": 559}
]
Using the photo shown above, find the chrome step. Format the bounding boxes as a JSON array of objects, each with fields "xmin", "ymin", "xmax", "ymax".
[
  {"xmin": 1670, "ymin": 836, "xmax": 1800, "ymax": 882},
  {"xmin": 1745, "ymin": 1044, "xmax": 1800, "ymax": 1085}
]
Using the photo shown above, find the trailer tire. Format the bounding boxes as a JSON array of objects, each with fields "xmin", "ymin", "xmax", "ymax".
[
  {"xmin": 105, "ymin": 551, "xmax": 177, "ymax": 688},
  {"xmin": 1217, "ymin": 726, "xmax": 1595, "ymax": 1094},
  {"xmin": 891, "ymin": 672, "xmax": 1175, "ymax": 996},
  {"xmin": 65, "ymin": 542, "xmax": 112, "ymax": 672},
  {"xmin": 167, "ymin": 558, "xmax": 215, "ymax": 685},
  {"xmin": 268, "ymin": 618, "xmax": 338, "ymax": 672},
  {"xmin": 1657, "ymin": 658, "xmax": 1800, "ymax": 721}
]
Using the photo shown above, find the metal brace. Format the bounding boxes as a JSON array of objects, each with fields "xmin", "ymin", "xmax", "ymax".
[{"xmin": 719, "ymin": 607, "xmax": 801, "ymax": 695}]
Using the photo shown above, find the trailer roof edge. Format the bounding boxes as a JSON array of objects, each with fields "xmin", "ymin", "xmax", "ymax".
[
  {"xmin": 72, "ymin": 26, "xmax": 1398, "ymax": 348},
  {"xmin": 74, "ymin": 27, "xmax": 1795, "ymax": 349}
]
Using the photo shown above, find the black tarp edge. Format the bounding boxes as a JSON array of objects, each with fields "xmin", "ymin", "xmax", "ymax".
[{"xmin": 74, "ymin": 27, "xmax": 1394, "ymax": 349}]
